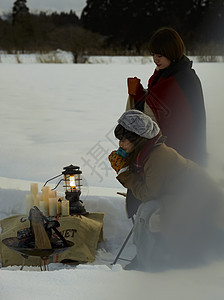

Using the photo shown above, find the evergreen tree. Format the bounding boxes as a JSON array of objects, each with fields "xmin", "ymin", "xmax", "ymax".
[
  {"xmin": 50, "ymin": 10, "xmax": 80, "ymax": 27},
  {"xmin": 80, "ymin": 0, "xmax": 214, "ymax": 51},
  {"xmin": 81, "ymin": 0, "xmax": 157, "ymax": 49},
  {"xmin": 12, "ymin": 0, "xmax": 31, "ymax": 51},
  {"xmin": 194, "ymin": 0, "xmax": 224, "ymax": 54},
  {"xmin": 12, "ymin": 0, "xmax": 29, "ymax": 25}
]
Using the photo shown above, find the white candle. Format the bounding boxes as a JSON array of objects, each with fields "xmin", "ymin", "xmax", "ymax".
[
  {"xmin": 42, "ymin": 186, "xmax": 50, "ymax": 201},
  {"xmin": 39, "ymin": 201, "xmax": 48, "ymax": 216},
  {"xmin": 49, "ymin": 190, "xmax": 57, "ymax": 198},
  {"xmin": 61, "ymin": 200, "xmax": 69, "ymax": 216},
  {"xmin": 49, "ymin": 197, "xmax": 57, "ymax": 217},
  {"xmin": 36, "ymin": 194, "xmax": 43, "ymax": 202},
  {"xmin": 42, "ymin": 186, "xmax": 49, "ymax": 214},
  {"xmin": 33, "ymin": 194, "xmax": 42, "ymax": 209},
  {"xmin": 26, "ymin": 194, "xmax": 33, "ymax": 215},
  {"xmin": 30, "ymin": 183, "xmax": 38, "ymax": 195}
]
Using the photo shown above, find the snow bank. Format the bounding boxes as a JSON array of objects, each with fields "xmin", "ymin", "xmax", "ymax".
[{"xmin": 0, "ymin": 50, "xmax": 223, "ymax": 64}]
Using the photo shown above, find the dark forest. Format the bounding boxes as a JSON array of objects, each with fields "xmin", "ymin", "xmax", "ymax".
[{"xmin": 0, "ymin": 0, "xmax": 223, "ymax": 58}]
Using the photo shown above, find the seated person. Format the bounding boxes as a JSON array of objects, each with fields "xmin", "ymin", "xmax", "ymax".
[{"xmin": 108, "ymin": 110, "xmax": 224, "ymax": 271}]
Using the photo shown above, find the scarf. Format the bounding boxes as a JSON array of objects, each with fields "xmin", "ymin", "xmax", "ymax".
[{"xmin": 132, "ymin": 133, "xmax": 161, "ymax": 175}]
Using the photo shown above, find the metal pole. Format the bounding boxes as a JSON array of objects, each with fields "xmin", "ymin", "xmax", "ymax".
[{"xmin": 112, "ymin": 217, "xmax": 134, "ymax": 265}]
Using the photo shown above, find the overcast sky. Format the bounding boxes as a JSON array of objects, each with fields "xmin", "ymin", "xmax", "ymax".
[{"xmin": 0, "ymin": 0, "xmax": 87, "ymax": 17}]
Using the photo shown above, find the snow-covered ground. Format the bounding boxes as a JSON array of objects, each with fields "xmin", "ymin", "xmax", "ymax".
[{"xmin": 0, "ymin": 56, "xmax": 224, "ymax": 299}]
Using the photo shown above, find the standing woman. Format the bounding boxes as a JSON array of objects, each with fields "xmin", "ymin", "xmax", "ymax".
[{"xmin": 127, "ymin": 27, "xmax": 206, "ymax": 166}]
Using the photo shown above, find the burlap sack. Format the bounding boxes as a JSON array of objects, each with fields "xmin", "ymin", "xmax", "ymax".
[
  {"xmin": 0, "ymin": 215, "xmax": 40, "ymax": 267},
  {"xmin": 0, "ymin": 213, "xmax": 104, "ymax": 267}
]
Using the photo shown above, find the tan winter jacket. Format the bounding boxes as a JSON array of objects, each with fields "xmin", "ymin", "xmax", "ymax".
[
  {"xmin": 117, "ymin": 143, "xmax": 223, "ymax": 231},
  {"xmin": 117, "ymin": 143, "xmax": 195, "ymax": 202}
]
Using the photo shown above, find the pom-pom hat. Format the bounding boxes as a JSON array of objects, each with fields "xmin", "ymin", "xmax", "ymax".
[{"xmin": 118, "ymin": 110, "xmax": 160, "ymax": 139}]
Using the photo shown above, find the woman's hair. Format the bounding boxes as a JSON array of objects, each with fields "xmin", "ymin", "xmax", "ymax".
[
  {"xmin": 149, "ymin": 27, "xmax": 185, "ymax": 62},
  {"xmin": 114, "ymin": 123, "xmax": 140, "ymax": 144},
  {"xmin": 114, "ymin": 124, "xmax": 148, "ymax": 164}
]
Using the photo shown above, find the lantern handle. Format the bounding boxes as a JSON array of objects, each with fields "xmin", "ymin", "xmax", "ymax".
[
  {"xmin": 51, "ymin": 178, "xmax": 63, "ymax": 190},
  {"xmin": 43, "ymin": 174, "xmax": 62, "ymax": 187}
]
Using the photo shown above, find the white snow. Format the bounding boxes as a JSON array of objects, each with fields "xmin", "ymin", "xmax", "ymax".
[{"xmin": 0, "ymin": 55, "xmax": 224, "ymax": 299}]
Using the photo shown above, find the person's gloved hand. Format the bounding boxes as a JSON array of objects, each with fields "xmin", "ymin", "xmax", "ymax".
[
  {"xmin": 108, "ymin": 150, "xmax": 128, "ymax": 174},
  {"xmin": 127, "ymin": 77, "xmax": 141, "ymax": 96}
]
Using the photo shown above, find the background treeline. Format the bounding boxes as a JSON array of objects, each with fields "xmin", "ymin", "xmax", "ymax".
[{"xmin": 0, "ymin": 0, "xmax": 223, "ymax": 60}]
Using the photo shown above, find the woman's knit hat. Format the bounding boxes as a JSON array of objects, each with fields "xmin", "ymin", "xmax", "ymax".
[{"xmin": 118, "ymin": 110, "xmax": 160, "ymax": 139}]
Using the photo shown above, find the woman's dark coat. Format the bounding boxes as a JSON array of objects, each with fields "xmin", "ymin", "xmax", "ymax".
[{"xmin": 133, "ymin": 56, "xmax": 206, "ymax": 165}]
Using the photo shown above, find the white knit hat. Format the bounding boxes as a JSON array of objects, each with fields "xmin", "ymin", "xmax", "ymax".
[{"xmin": 118, "ymin": 110, "xmax": 160, "ymax": 139}]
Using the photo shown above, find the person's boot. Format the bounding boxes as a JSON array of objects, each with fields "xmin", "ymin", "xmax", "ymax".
[{"xmin": 123, "ymin": 256, "xmax": 143, "ymax": 271}]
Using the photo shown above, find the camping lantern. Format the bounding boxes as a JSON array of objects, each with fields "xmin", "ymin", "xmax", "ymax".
[
  {"xmin": 62, "ymin": 165, "xmax": 86, "ymax": 215},
  {"xmin": 62, "ymin": 165, "xmax": 82, "ymax": 194},
  {"xmin": 43, "ymin": 164, "xmax": 86, "ymax": 215}
]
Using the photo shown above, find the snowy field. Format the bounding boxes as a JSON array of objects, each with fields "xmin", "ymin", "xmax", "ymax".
[{"xmin": 0, "ymin": 56, "xmax": 224, "ymax": 299}]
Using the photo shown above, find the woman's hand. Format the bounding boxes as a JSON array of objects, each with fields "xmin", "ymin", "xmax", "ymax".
[{"xmin": 108, "ymin": 150, "xmax": 128, "ymax": 174}]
